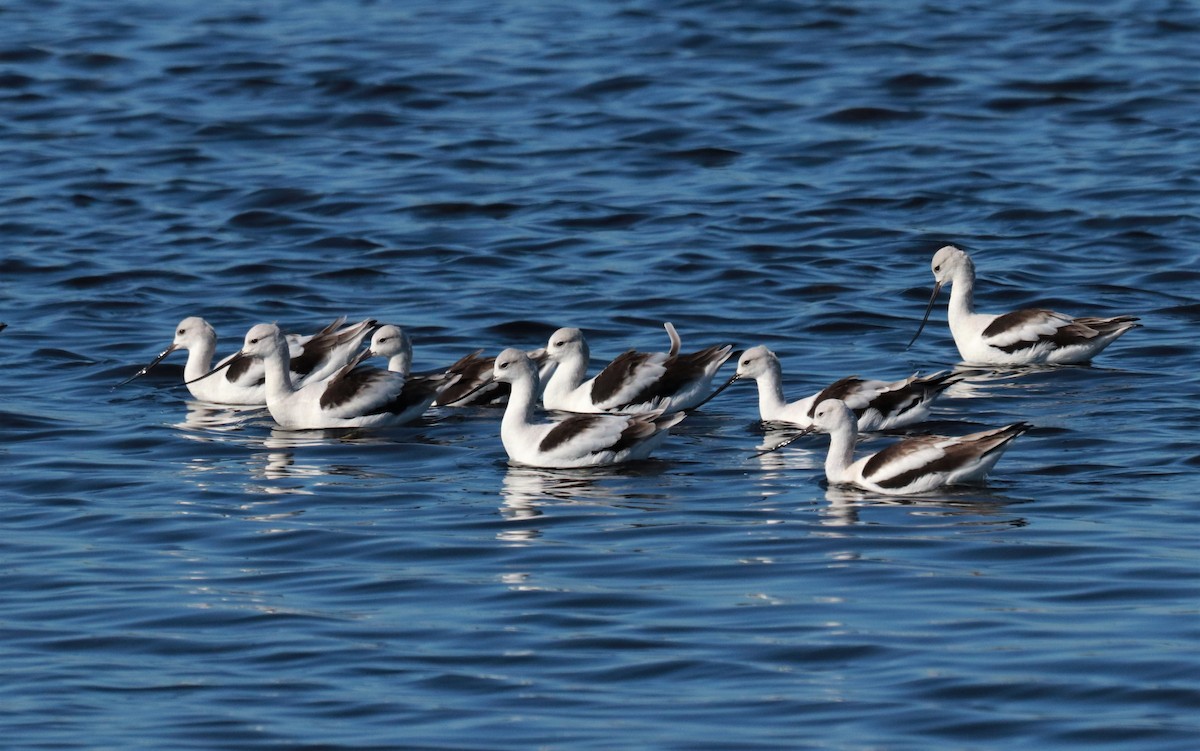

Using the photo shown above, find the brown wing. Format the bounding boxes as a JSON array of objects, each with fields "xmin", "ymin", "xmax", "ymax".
[
  {"xmin": 590, "ymin": 350, "xmax": 657, "ymax": 404},
  {"xmin": 864, "ymin": 423, "xmax": 1029, "ymax": 490},
  {"xmin": 539, "ymin": 415, "xmax": 608, "ymax": 453},
  {"xmin": 806, "ymin": 376, "xmax": 866, "ymax": 419},
  {"xmin": 223, "ymin": 352, "xmax": 259, "ymax": 384},
  {"xmin": 624, "ymin": 344, "xmax": 734, "ymax": 406}
]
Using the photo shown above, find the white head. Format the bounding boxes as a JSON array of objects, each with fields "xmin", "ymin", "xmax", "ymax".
[
  {"xmin": 120, "ymin": 316, "xmax": 220, "ymax": 386},
  {"xmin": 810, "ymin": 398, "xmax": 856, "ymax": 433},
  {"xmin": 931, "ymin": 245, "xmax": 972, "ymax": 285},
  {"xmin": 493, "ymin": 347, "xmax": 536, "ymax": 384},
  {"xmin": 734, "ymin": 345, "xmax": 780, "ymax": 380},
  {"xmin": 367, "ymin": 324, "xmax": 412, "ymax": 359},
  {"xmin": 172, "ymin": 316, "xmax": 216, "ymax": 350},
  {"xmin": 240, "ymin": 323, "xmax": 287, "ymax": 359},
  {"xmin": 545, "ymin": 327, "xmax": 587, "ymax": 363},
  {"xmin": 908, "ymin": 244, "xmax": 974, "ymax": 349}
]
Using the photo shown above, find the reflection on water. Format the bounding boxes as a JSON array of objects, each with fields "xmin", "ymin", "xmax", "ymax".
[
  {"xmin": 498, "ymin": 465, "xmax": 612, "ymax": 543},
  {"xmin": 821, "ymin": 484, "xmax": 1030, "ymax": 529},
  {"xmin": 754, "ymin": 422, "xmax": 825, "ymax": 467},
  {"xmin": 175, "ymin": 417, "xmax": 397, "ymax": 495},
  {"xmin": 496, "ymin": 464, "xmax": 673, "ymax": 544},
  {"xmin": 173, "ymin": 400, "xmax": 265, "ymax": 436},
  {"xmin": 945, "ymin": 365, "xmax": 1081, "ymax": 400},
  {"xmin": 251, "ymin": 429, "xmax": 390, "ymax": 491}
]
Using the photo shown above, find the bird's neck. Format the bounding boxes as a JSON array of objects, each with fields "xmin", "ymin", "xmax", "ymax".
[
  {"xmin": 753, "ymin": 366, "xmax": 787, "ymax": 417},
  {"xmin": 501, "ymin": 373, "xmax": 538, "ymax": 454},
  {"xmin": 947, "ymin": 262, "xmax": 977, "ymax": 324},
  {"xmin": 824, "ymin": 420, "xmax": 858, "ymax": 484},
  {"xmin": 182, "ymin": 339, "xmax": 217, "ymax": 382},
  {"xmin": 544, "ymin": 350, "xmax": 587, "ymax": 402},
  {"xmin": 260, "ymin": 346, "xmax": 295, "ymax": 402},
  {"xmin": 388, "ymin": 352, "xmax": 411, "ymax": 376}
]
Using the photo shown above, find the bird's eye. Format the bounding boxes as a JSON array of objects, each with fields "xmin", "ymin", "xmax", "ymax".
[
  {"xmin": 250, "ymin": 338, "xmax": 259, "ymax": 344},
  {"xmin": 177, "ymin": 328, "xmax": 185, "ymax": 336},
  {"xmin": 553, "ymin": 340, "xmax": 563, "ymax": 348},
  {"xmin": 934, "ymin": 265, "xmax": 941, "ymax": 272},
  {"xmin": 741, "ymin": 358, "xmax": 751, "ymax": 366},
  {"xmin": 499, "ymin": 361, "xmax": 509, "ymax": 370}
]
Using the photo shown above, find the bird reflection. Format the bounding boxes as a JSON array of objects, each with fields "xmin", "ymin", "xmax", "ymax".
[
  {"xmin": 754, "ymin": 421, "xmax": 826, "ymax": 466},
  {"xmin": 821, "ymin": 483, "xmax": 1029, "ymax": 528},
  {"xmin": 498, "ymin": 464, "xmax": 643, "ymax": 543},
  {"xmin": 940, "ymin": 364, "xmax": 1079, "ymax": 399},
  {"xmin": 173, "ymin": 400, "xmax": 267, "ymax": 437},
  {"xmin": 250, "ymin": 428, "xmax": 390, "ymax": 490}
]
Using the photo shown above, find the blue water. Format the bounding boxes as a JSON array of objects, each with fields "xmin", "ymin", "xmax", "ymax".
[{"xmin": 2, "ymin": 1, "xmax": 1199, "ymax": 748}]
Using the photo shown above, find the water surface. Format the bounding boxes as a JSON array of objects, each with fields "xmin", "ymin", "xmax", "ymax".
[{"xmin": 2, "ymin": 1, "xmax": 1198, "ymax": 749}]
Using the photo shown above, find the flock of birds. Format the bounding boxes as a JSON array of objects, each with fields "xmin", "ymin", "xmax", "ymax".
[{"xmin": 121, "ymin": 246, "xmax": 1140, "ymax": 495}]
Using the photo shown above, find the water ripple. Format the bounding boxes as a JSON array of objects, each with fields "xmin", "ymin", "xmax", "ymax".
[{"xmin": 1, "ymin": 0, "xmax": 1198, "ymax": 749}]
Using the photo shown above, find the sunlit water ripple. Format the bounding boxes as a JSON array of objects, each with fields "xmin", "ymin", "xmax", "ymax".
[{"xmin": 2, "ymin": 1, "xmax": 1198, "ymax": 749}]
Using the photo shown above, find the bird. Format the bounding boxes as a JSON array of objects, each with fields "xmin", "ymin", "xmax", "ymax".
[
  {"xmin": 492, "ymin": 347, "xmax": 685, "ymax": 468},
  {"xmin": 190, "ymin": 323, "xmax": 459, "ymax": 429},
  {"xmin": 723, "ymin": 345, "xmax": 959, "ymax": 430},
  {"xmin": 908, "ymin": 245, "xmax": 1140, "ymax": 365},
  {"xmin": 364, "ymin": 324, "xmax": 553, "ymax": 406},
  {"xmin": 119, "ymin": 315, "xmax": 375, "ymax": 405},
  {"xmin": 540, "ymin": 323, "xmax": 734, "ymax": 414},
  {"xmin": 366, "ymin": 324, "xmax": 415, "ymax": 375},
  {"xmin": 796, "ymin": 398, "xmax": 1029, "ymax": 495}
]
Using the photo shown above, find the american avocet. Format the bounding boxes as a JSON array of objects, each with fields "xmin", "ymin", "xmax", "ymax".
[
  {"xmin": 493, "ymin": 348, "xmax": 685, "ymax": 468},
  {"xmin": 193, "ymin": 323, "xmax": 459, "ymax": 430},
  {"xmin": 796, "ymin": 398, "xmax": 1029, "ymax": 495},
  {"xmin": 721, "ymin": 345, "xmax": 959, "ymax": 430},
  {"xmin": 366, "ymin": 324, "xmax": 414, "ymax": 374},
  {"xmin": 120, "ymin": 316, "xmax": 375, "ymax": 405},
  {"xmin": 365, "ymin": 324, "xmax": 553, "ymax": 406},
  {"xmin": 909, "ymin": 245, "xmax": 1140, "ymax": 365},
  {"xmin": 541, "ymin": 323, "xmax": 734, "ymax": 414}
]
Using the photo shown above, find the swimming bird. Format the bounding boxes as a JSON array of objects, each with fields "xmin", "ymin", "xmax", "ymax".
[
  {"xmin": 492, "ymin": 347, "xmax": 685, "ymax": 468},
  {"xmin": 192, "ymin": 323, "xmax": 459, "ymax": 429},
  {"xmin": 908, "ymin": 245, "xmax": 1140, "ymax": 365},
  {"xmin": 365, "ymin": 324, "xmax": 553, "ymax": 406},
  {"xmin": 722, "ymin": 345, "xmax": 959, "ymax": 430},
  {"xmin": 800, "ymin": 398, "xmax": 1030, "ymax": 495},
  {"xmin": 120, "ymin": 316, "xmax": 375, "ymax": 405},
  {"xmin": 540, "ymin": 323, "xmax": 734, "ymax": 414}
]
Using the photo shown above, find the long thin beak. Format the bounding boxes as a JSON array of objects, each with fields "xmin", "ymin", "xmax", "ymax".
[
  {"xmin": 116, "ymin": 343, "xmax": 177, "ymax": 387},
  {"xmin": 752, "ymin": 426, "xmax": 817, "ymax": 458},
  {"xmin": 906, "ymin": 280, "xmax": 943, "ymax": 349},
  {"xmin": 688, "ymin": 373, "xmax": 740, "ymax": 412},
  {"xmin": 186, "ymin": 352, "xmax": 241, "ymax": 385}
]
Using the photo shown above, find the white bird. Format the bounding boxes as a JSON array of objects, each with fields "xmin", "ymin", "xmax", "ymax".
[
  {"xmin": 540, "ymin": 323, "xmax": 733, "ymax": 414},
  {"xmin": 192, "ymin": 323, "xmax": 459, "ymax": 429},
  {"xmin": 366, "ymin": 324, "xmax": 415, "ymax": 375},
  {"xmin": 909, "ymin": 245, "xmax": 1140, "ymax": 365},
  {"xmin": 724, "ymin": 345, "xmax": 959, "ymax": 430},
  {"xmin": 492, "ymin": 347, "xmax": 685, "ymax": 468},
  {"xmin": 120, "ymin": 316, "xmax": 375, "ymax": 405},
  {"xmin": 365, "ymin": 324, "xmax": 553, "ymax": 406},
  {"xmin": 800, "ymin": 398, "xmax": 1029, "ymax": 495}
]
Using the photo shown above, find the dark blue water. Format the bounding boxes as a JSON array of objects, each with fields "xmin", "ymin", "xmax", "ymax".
[{"xmin": 2, "ymin": 1, "xmax": 1199, "ymax": 748}]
